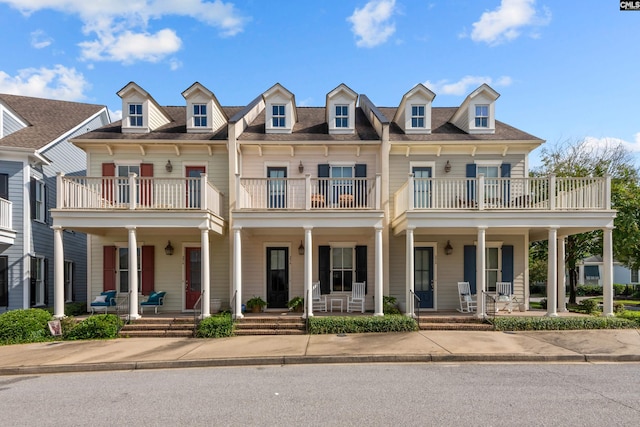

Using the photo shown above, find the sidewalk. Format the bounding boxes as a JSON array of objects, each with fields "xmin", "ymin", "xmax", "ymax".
[{"xmin": 1, "ymin": 329, "xmax": 639, "ymax": 376}]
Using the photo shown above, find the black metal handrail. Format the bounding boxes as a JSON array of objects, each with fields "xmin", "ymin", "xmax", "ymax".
[
  {"xmin": 409, "ymin": 290, "xmax": 421, "ymax": 324},
  {"xmin": 230, "ymin": 290, "xmax": 237, "ymax": 324},
  {"xmin": 115, "ymin": 291, "xmax": 130, "ymax": 332},
  {"xmin": 193, "ymin": 292, "xmax": 203, "ymax": 336}
]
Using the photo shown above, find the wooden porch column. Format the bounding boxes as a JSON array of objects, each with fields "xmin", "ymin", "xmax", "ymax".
[
  {"xmin": 476, "ymin": 226, "xmax": 486, "ymax": 318},
  {"xmin": 557, "ymin": 235, "xmax": 567, "ymax": 312},
  {"xmin": 232, "ymin": 226, "xmax": 243, "ymax": 320},
  {"xmin": 546, "ymin": 227, "xmax": 558, "ymax": 317},
  {"xmin": 53, "ymin": 226, "xmax": 65, "ymax": 319},
  {"xmin": 374, "ymin": 225, "xmax": 384, "ymax": 316},
  {"xmin": 602, "ymin": 227, "xmax": 614, "ymax": 317},
  {"xmin": 127, "ymin": 226, "xmax": 141, "ymax": 320},
  {"xmin": 304, "ymin": 227, "xmax": 313, "ymax": 318},
  {"xmin": 201, "ymin": 227, "xmax": 210, "ymax": 319},
  {"xmin": 405, "ymin": 227, "xmax": 415, "ymax": 317}
]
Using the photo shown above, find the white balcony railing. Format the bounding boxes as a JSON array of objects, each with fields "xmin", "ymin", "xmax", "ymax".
[
  {"xmin": 394, "ymin": 174, "xmax": 611, "ymax": 217},
  {"xmin": 0, "ymin": 198, "xmax": 12, "ymax": 230},
  {"xmin": 57, "ymin": 173, "xmax": 222, "ymax": 216},
  {"xmin": 237, "ymin": 175, "xmax": 381, "ymax": 210}
]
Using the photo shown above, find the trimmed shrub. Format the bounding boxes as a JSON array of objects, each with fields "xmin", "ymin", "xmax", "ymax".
[
  {"xmin": 578, "ymin": 299, "xmax": 600, "ymax": 315},
  {"xmin": 196, "ymin": 313, "xmax": 233, "ymax": 338},
  {"xmin": 383, "ymin": 296, "xmax": 401, "ymax": 315},
  {"xmin": 493, "ymin": 316, "xmax": 636, "ymax": 331},
  {"xmin": 65, "ymin": 314, "xmax": 122, "ymax": 340},
  {"xmin": 577, "ymin": 285, "xmax": 603, "ymax": 297},
  {"xmin": 0, "ymin": 309, "xmax": 53, "ymax": 345},
  {"xmin": 45, "ymin": 302, "xmax": 88, "ymax": 317},
  {"xmin": 616, "ymin": 310, "xmax": 640, "ymax": 327},
  {"xmin": 308, "ymin": 315, "xmax": 418, "ymax": 334},
  {"xmin": 613, "ymin": 301, "xmax": 626, "ymax": 314}
]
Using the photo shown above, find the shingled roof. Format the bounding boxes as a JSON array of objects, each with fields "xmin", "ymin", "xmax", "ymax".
[{"xmin": 0, "ymin": 94, "xmax": 107, "ymax": 150}]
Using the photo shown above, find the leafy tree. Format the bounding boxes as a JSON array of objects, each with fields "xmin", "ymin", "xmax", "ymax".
[{"xmin": 532, "ymin": 139, "xmax": 640, "ymax": 303}]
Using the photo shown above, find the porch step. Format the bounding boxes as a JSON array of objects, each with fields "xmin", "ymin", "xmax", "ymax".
[
  {"xmin": 119, "ymin": 317, "xmax": 196, "ymax": 338},
  {"xmin": 234, "ymin": 316, "xmax": 306, "ymax": 336}
]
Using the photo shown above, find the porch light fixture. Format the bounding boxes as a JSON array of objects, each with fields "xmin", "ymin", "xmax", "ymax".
[
  {"xmin": 444, "ymin": 240, "xmax": 453, "ymax": 255},
  {"xmin": 165, "ymin": 241, "xmax": 174, "ymax": 256},
  {"xmin": 444, "ymin": 160, "xmax": 451, "ymax": 173},
  {"xmin": 298, "ymin": 241, "xmax": 305, "ymax": 255},
  {"xmin": 298, "ymin": 161, "xmax": 304, "ymax": 173},
  {"xmin": 165, "ymin": 160, "xmax": 173, "ymax": 173}
]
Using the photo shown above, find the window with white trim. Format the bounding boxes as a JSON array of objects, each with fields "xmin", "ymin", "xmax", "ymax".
[
  {"xmin": 331, "ymin": 246, "xmax": 354, "ymax": 292},
  {"xmin": 64, "ymin": 260, "xmax": 73, "ymax": 302},
  {"xmin": 128, "ymin": 104, "xmax": 143, "ymax": 127},
  {"xmin": 193, "ymin": 104, "xmax": 207, "ymax": 127},
  {"xmin": 272, "ymin": 105, "xmax": 285, "ymax": 127},
  {"xmin": 335, "ymin": 105, "xmax": 348, "ymax": 128},
  {"xmin": 411, "ymin": 105, "xmax": 425, "ymax": 128},
  {"xmin": 117, "ymin": 165, "xmax": 140, "ymax": 204},
  {"xmin": 631, "ymin": 269, "xmax": 639, "ymax": 283},
  {"xmin": 477, "ymin": 164, "xmax": 499, "ymax": 202},
  {"xmin": 34, "ymin": 180, "xmax": 45, "ymax": 222},
  {"xmin": 486, "ymin": 247, "xmax": 500, "ymax": 292},
  {"xmin": 30, "ymin": 256, "xmax": 45, "ymax": 306},
  {"xmin": 330, "ymin": 164, "xmax": 354, "ymax": 205},
  {"xmin": 475, "ymin": 105, "xmax": 489, "ymax": 128},
  {"xmin": 117, "ymin": 247, "xmax": 141, "ymax": 293}
]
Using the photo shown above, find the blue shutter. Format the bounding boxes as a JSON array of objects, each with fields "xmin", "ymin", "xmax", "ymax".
[
  {"xmin": 318, "ymin": 246, "xmax": 331, "ymax": 294},
  {"xmin": 502, "ymin": 245, "xmax": 514, "ymax": 293},
  {"xmin": 466, "ymin": 164, "xmax": 476, "ymax": 204},
  {"xmin": 464, "ymin": 245, "xmax": 477, "ymax": 294},
  {"xmin": 501, "ymin": 163, "xmax": 511, "ymax": 203}
]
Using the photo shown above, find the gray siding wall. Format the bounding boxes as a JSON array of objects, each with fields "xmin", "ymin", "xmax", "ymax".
[
  {"xmin": 1, "ymin": 110, "xmax": 25, "ymax": 138},
  {"xmin": 0, "ymin": 160, "xmax": 25, "ymax": 311}
]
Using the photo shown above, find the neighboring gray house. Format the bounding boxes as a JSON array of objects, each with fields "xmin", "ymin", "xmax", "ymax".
[
  {"xmin": 0, "ymin": 94, "xmax": 110, "ymax": 312},
  {"xmin": 578, "ymin": 255, "xmax": 640, "ymax": 286}
]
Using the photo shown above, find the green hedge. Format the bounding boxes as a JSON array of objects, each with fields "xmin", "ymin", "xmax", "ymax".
[
  {"xmin": 196, "ymin": 313, "xmax": 234, "ymax": 338},
  {"xmin": 616, "ymin": 310, "xmax": 640, "ymax": 327},
  {"xmin": 65, "ymin": 314, "xmax": 123, "ymax": 340},
  {"xmin": 45, "ymin": 302, "xmax": 87, "ymax": 317},
  {"xmin": 492, "ymin": 316, "xmax": 636, "ymax": 331},
  {"xmin": 308, "ymin": 315, "xmax": 417, "ymax": 334},
  {"xmin": 0, "ymin": 309, "xmax": 53, "ymax": 345}
]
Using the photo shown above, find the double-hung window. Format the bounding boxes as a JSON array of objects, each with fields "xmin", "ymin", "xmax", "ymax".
[
  {"xmin": 30, "ymin": 256, "xmax": 45, "ymax": 306},
  {"xmin": 193, "ymin": 104, "xmax": 207, "ymax": 127},
  {"xmin": 272, "ymin": 105, "xmax": 285, "ymax": 127},
  {"xmin": 64, "ymin": 260, "xmax": 73, "ymax": 302},
  {"xmin": 33, "ymin": 180, "xmax": 45, "ymax": 222},
  {"xmin": 118, "ymin": 247, "xmax": 141, "ymax": 293},
  {"xmin": 335, "ymin": 105, "xmax": 348, "ymax": 128},
  {"xmin": 411, "ymin": 105, "xmax": 425, "ymax": 128},
  {"xmin": 477, "ymin": 165, "xmax": 499, "ymax": 202},
  {"xmin": 475, "ymin": 105, "xmax": 489, "ymax": 128},
  {"xmin": 0, "ymin": 256, "xmax": 7, "ymax": 307},
  {"xmin": 129, "ymin": 104, "xmax": 143, "ymax": 127},
  {"xmin": 117, "ymin": 165, "xmax": 140, "ymax": 205},
  {"xmin": 485, "ymin": 247, "xmax": 500, "ymax": 292},
  {"xmin": 332, "ymin": 247, "xmax": 354, "ymax": 292}
]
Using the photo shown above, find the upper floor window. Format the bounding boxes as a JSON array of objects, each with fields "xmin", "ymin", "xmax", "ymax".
[
  {"xmin": 129, "ymin": 104, "xmax": 143, "ymax": 127},
  {"xmin": 32, "ymin": 179, "xmax": 45, "ymax": 222},
  {"xmin": 193, "ymin": 104, "xmax": 207, "ymax": 127},
  {"xmin": 475, "ymin": 105, "xmax": 489, "ymax": 128},
  {"xmin": 0, "ymin": 174, "xmax": 8, "ymax": 200},
  {"xmin": 335, "ymin": 105, "xmax": 348, "ymax": 128},
  {"xmin": 411, "ymin": 105, "xmax": 425, "ymax": 128},
  {"xmin": 272, "ymin": 105, "xmax": 285, "ymax": 127}
]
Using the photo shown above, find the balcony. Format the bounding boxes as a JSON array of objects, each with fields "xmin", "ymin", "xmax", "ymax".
[
  {"xmin": 394, "ymin": 175, "xmax": 611, "ymax": 218},
  {"xmin": 0, "ymin": 197, "xmax": 16, "ymax": 245},
  {"xmin": 57, "ymin": 174, "xmax": 223, "ymax": 216},
  {"xmin": 237, "ymin": 175, "xmax": 381, "ymax": 211}
]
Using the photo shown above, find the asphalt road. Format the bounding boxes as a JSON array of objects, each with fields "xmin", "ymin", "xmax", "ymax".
[{"xmin": 2, "ymin": 363, "xmax": 639, "ymax": 426}]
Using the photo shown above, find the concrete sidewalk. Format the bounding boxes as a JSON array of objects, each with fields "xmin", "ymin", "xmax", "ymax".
[{"xmin": 1, "ymin": 329, "xmax": 639, "ymax": 376}]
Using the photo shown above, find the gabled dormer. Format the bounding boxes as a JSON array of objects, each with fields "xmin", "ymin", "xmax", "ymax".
[
  {"xmin": 450, "ymin": 84, "xmax": 500, "ymax": 135},
  {"xmin": 326, "ymin": 83, "xmax": 358, "ymax": 135},
  {"xmin": 182, "ymin": 82, "xmax": 228, "ymax": 134},
  {"xmin": 117, "ymin": 82, "xmax": 171, "ymax": 134},
  {"xmin": 393, "ymin": 84, "xmax": 436, "ymax": 134},
  {"xmin": 263, "ymin": 83, "xmax": 297, "ymax": 134}
]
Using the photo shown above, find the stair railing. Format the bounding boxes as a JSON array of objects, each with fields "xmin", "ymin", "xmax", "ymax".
[
  {"xmin": 230, "ymin": 290, "xmax": 237, "ymax": 323},
  {"xmin": 115, "ymin": 291, "xmax": 130, "ymax": 332},
  {"xmin": 193, "ymin": 292, "xmax": 203, "ymax": 336},
  {"xmin": 409, "ymin": 290, "xmax": 421, "ymax": 324}
]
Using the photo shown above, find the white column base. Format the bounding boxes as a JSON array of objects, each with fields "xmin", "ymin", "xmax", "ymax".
[
  {"xmin": 128, "ymin": 314, "xmax": 142, "ymax": 321},
  {"xmin": 199, "ymin": 313, "xmax": 211, "ymax": 320},
  {"xmin": 233, "ymin": 313, "xmax": 244, "ymax": 320}
]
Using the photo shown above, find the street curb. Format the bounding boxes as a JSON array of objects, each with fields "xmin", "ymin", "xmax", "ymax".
[{"xmin": 3, "ymin": 352, "xmax": 638, "ymax": 376}]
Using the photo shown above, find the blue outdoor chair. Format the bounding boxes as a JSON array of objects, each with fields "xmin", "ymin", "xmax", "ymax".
[
  {"xmin": 90, "ymin": 290, "xmax": 117, "ymax": 314},
  {"xmin": 140, "ymin": 291, "xmax": 166, "ymax": 314}
]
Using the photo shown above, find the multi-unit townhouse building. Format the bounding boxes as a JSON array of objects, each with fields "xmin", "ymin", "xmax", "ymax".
[
  {"xmin": 50, "ymin": 81, "xmax": 617, "ymax": 320},
  {"xmin": 0, "ymin": 94, "xmax": 110, "ymax": 312}
]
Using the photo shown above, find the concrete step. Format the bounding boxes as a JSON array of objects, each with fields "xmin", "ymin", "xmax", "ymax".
[
  {"xmin": 119, "ymin": 329, "xmax": 194, "ymax": 338},
  {"xmin": 122, "ymin": 323, "xmax": 194, "ymax": 331},
  {"xmin": 234, "ymin": 329, "xmax": 306, "ymax": 336}
]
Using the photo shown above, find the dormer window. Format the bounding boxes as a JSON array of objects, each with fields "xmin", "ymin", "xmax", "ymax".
[
  {"xmin": 193, "ymin": 104, "xmax": 207, "ymax": 127},
  {"xmin": 335, "ymin": 105, "xmax": 349, "ymax": 128},
  {"xmin": 411, "ymin": 105, "xmax": 425, "ymax": 128},
  {"xmin": 128, "ymin": 104, "xmax": 143, "ymax": 127},
  {"xmin": 475, "ymin": 105, "xmax": 489, "ymax": 128},
  {"xmin": 272, "ymin": 105, "xmax": 286, "ymax": 127}
]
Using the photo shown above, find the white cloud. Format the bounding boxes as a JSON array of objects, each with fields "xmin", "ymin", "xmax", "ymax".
[
  {"xmin": 424, "ymin": 75, "xmax": 512, "ymax": 96},
  {"xmin": 169, "ymin": 58, "xmax": 183, "ymax": 71},
  {"xmin": 30, "ymin": 29, "xmax": 53, "ymax": 49},
  {"xmin": 584, "ymin": 136, "xmax": 640, "ymax": 154},
  {"xmin": 109, "ymin": 109, "xmax": 123, "ymax": 122},
  {"xmin": 347, "ymin": 0, "xmax": 396, "ymax": 48},
  {"xmin": 470, "ymin": 0, "xmax": 551, "ymax": 46},
  {"xmin": 1, "ymin": 0, "xmax": 248, "ymax": 63},
  {"xmin": 0, "ymin": 65, "xmax": 90, "ymax": 101}
]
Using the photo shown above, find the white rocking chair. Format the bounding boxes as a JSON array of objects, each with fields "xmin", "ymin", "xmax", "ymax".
[
  {"xmin": 312, "ymin": 281, "xmax": 327, "ymax": 312},
  {"xmin": 495, "ymin": 282, "xmax": 515, "ymax": 313},
  {"xmin": 347, "ymin": 281, "xmax": 366, "ymax": 313},
  {"xmin": 457, "ymin": 281, "xmax": 477, "ymax": 313}
]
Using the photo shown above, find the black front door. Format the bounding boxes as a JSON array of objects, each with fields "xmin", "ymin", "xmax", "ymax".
[
  {"xmin": 415, "ymin": 247, "xmax": 434, "ymax": 309},
  {"xmin": 266, "ymin": 247, "xmax": 288, "ymax": 308},
  {"xmin": 267, "ymin": 167, "xmax": 287, "ymax": 208}
]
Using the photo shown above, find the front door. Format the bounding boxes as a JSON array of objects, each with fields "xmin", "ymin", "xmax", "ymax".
[
  {"xmin": 186, "ymin": 166, "xmax": 206, "ymax": 208},
  {"xmin": 415, "ymin": 247, "xmax": 434, "ymax": 309},
  {"xmin": 412, "ymin": 166, "xmax": 432, "ymax": 208},
  {"xmin": 267, "ymin": 167, "xmax": 287, "ymax": 208},
  {"xmin": 185, "ymin": 247, "xmax": 202, "ymax": 310},
  {"xmin": 266, "ymin": 247, "xmax": 288, "ymax": 308}
]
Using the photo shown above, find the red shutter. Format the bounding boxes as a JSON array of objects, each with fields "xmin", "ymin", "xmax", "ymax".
[
  {"xmin": 141, "ymin": 245, "xmax": 155, "ymax": 295},
  {"xmin": 102, "ymin": 163, "xmax": 116, "ymax": 204},
  {"xmin": 103, "ymin": 246, "xmax": 116, "ymax": 292},
  {"xmin": 140, "ymin": 163, "xmax": 153, "ymax": 207}
]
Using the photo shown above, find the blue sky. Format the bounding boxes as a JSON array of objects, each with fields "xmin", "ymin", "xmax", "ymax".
[{"xmin": 0, "ymin": 0, "xmax": 638, "ymax": 167}]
